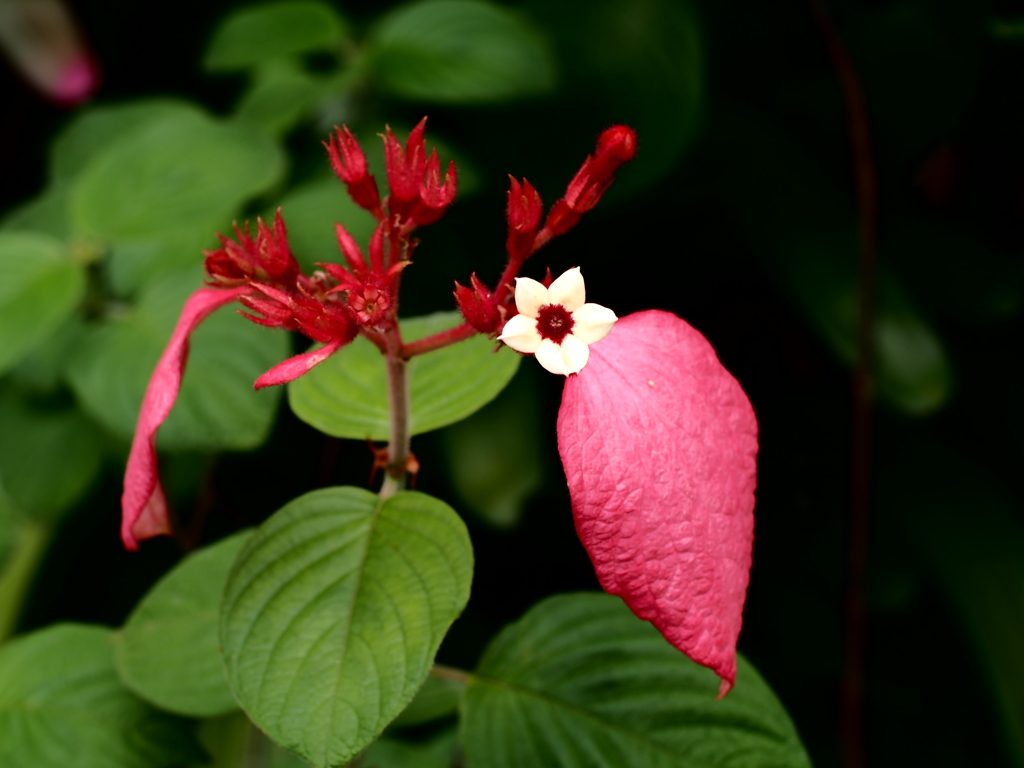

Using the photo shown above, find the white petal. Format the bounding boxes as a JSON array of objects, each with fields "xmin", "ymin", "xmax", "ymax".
[
  {"xmin": 514, "ymin": 277, "xmax": 549, "ymax": 318},
  {"xmin": 497, "ymin": 314, "xmax": 542, "ymax": 354},
  {"xmin": 561, "ymin": 334, "xmax": 590, "ymax": 374},
  {"xmin": 547, "ymin": 266, "xmax": 585, "ymax": 311},
  {"xmin": 571, "ymin": 303, "xmax": 617, "ymax": 344},
  {"xmin": 535, "ymin": 338, "xmax": 569, "ymax": 375}
]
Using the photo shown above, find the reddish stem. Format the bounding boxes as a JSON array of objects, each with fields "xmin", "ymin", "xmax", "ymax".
[
  {"xmin": 808, "ymin": 2, "xmax": 878, "ymax": 767},
  {"xmin": 401, "ymin": 322, "xmax": 477, "ymax": 358}
]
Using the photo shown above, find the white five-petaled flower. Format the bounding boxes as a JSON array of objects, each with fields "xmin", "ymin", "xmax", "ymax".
[{"xmin": 498, "ymin": 267, "xmax": 617, "ymax": 375}]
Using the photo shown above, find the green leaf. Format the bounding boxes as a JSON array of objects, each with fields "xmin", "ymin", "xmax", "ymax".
[
  {"xmin": 235, "ymin": 60, "xmax": 327, "ymax": 137},
  {"xmin": 369, "ymin": 0, "xmax": 556, "ymax": 103},
  {"xmin": 440, "ymin": 367, "xmax": 543, "ymax": 529},
  {"xmin": 0, "ymin": 232, "xmax": 85, "ymax": 376},
  {"xmin": 115, "ymin": 530, "xmax": 253, "ymax": 717},
  {"xmin": 192, "ymin": 711, "xmax": 311, "ymax": 768},
  {"xmin": 461, "ymin": 593, "xmax": 811, "ymax": 768},
  {"xmin": 0, "ymin": 624, "xmax": 202, "ymax": 768},
  {"xmin": 51, "ymin": 99, "xmax": 201, "ymax": 183},
  {"xmin": 391, "ymin": 675, "xmax": 464, "ymax": 728},
  {"xmin": 363, "ymin": 727, "xmax": 458, "ymax": 768},
  {"xmin": 0, "ymin": 386, "xmax": 103, "ymax": 519},
  {"xmin": 69, "ymin": 106, "xmax": 285, "ymax": 294},
  {"xmin": 205, "ymin": 0, "xmax": 348, "ymax": 72},
  {"xmin": 0, "ymin": 184, "xmax": 72, "ymax": 239},
  {"xmin": 289, "ymin": 312, "xmax": 519, "ymax": 440},
  {"xmin": 0, "ymin": 520, "xmax": 51, "ymax": 643},
  {"xmin": 66, "ymin": 268, "xmax": 287, "ymax": 451},
  {"xmin": 220, "ymin": 487, "xmax": 473, "ymax": 768},
  {"xmin": 273, "ymin": 175, "xmax": 378, "ymax": 274}
]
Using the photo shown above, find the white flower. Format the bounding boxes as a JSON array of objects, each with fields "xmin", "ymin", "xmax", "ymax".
[{"xmin": 497, "ymin": 267, "xmax": 617, "ymax": 375}]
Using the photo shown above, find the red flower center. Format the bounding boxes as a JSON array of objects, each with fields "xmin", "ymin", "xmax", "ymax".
[{"xmin": 536, "ymin": 304, "xmax": 575, "ymax": 344}]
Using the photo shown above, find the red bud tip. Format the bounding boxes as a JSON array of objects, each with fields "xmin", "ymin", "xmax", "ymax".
[
  {"xmin": 204, "ymin": 210, "xmax": 300, "ymax": 288},
  {"xmin": 454, "ymin": 273, "xmax": 501, "ymax": 334},
  {"xmin": 334, "ymin": 222, "xmax": 369, "ymax": 274},
  {"xmin": 506, "ymin": 176, "xmax": 543, "ymax": 260},
  {"xmin": 325, "ymin": 126, "xmax": 381, "ymax": 214}
]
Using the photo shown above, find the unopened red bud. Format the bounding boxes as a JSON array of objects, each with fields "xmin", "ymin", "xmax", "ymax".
[
  {"xmin": 412, "ymin": 152, "xmax": 457, "ymax": 227},
  {"xmin": 454, "ymin": 273, "xmax": 501, "ymax": 334},
  {"xmin": 334, "ymin": 222, "xmax": 369, "ymax": 274},
  {"xmin": 506, "ymin": 176, "xmax": 543, "ymax": 260},
  {"xmin": 325, "ymin": 126, "xmax": 382, "ymax": 214},
  {"xmin": 383, "ymin": 118, "xmax": 428, "ymax": 206}
]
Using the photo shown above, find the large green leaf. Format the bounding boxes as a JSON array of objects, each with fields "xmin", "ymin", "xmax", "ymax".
[
  {"xmin": 0, "ymin": 232, "xmax": 84, "ymax": 375},
  {"xmin": 273, "ymin": 174, "xmax": 378, "ymax": 274},
  {"xmin": 390, "ymin": 675, "xmax": 464, "ymax": 728},
  {"xmin": 66, "ymin": 268, "xmax": 287, "ymax": 451},
  {"xmin": 369, "ymin": 0, "xmax": 556, "ymax": 103},
  {"xmin": 220, "ymin": 487, "xmax": 473, "ymax": 768},
  {"xmin": 0, "ymin": 184, "xmax": 72, "ymax": 239},
  {"xmin": 205, "ymin": 0, "xmax": 348, "ymax": 72},
  {"xmin": 51, "ymin": 99, "xmax": 201, "ymax": 183},
  {"xmin": 235, "ymin": 60, "xmax": 327, "ymax": 137},
  {"xmin": 0, "ymin": 386, "xmax": 103, "ymax": 519},
  {"xmin": 0, "ymin": 624, "xmax": 201, "ymax": 768},
  {"xmin": 461, "ymin": 593, "xmax": 811, "ymax": 768},
  {"xmin": 69, "ymin": 107, "xmax": 285, "ymax": 294},
  {"xmin": 288, "ymin": 312, "xmax": 519, "ymax": 440},
  {"xmin": 115, "ymin": 530, "xmax": 252, "ymax": 717}
]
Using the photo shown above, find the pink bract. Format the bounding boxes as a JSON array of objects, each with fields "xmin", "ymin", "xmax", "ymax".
[
  {"xmin": 121, "ymin": 286, "xmax": 247, "ymax": 550},
  {"xmin": 557, "ymin": 310, "xmax": 758, "ymax": 695}
]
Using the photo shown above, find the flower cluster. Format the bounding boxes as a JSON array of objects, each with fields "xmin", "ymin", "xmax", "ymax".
[
  {"xmin": 122, "ymin": 120, "xmax": 458, "ymax": 551},
  {"xmin": 454, "ymin": 124, "xmax": 636, "ymax": 341}
]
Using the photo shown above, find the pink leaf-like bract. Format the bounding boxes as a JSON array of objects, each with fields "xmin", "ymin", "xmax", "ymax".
[
  {"xmin": 557, "ymin": 310, "xmax": 757, "ymax": 695},
  {"xmin": 253, "ymin": 339, "xmax": 345, "ymax": 390},
  {"xmin": 121, "ymin": 286, "xmax": 247, "ymax": 550}
]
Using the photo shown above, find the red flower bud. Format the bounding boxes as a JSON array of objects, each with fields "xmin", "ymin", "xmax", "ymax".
[
  {"xmin": 383, "ymin": 118, "xmax": 428, "ymax": 206},
  {"xmin": 325, "ymin": 126, "xmax": 382, "ymax": 215},
  {"xmin": 539, "ymin": 125, "xmax": 637, "ymax": 241},
  {"xmin": 334, "ymin": 222, "xmax": 369, "ymax": 275},
  {"xmin": 204, "ymin": 210, "xmax": 300, "ymax": 288},
  {"xmin": 506, "ymin": 176, "xmax": 543, "ymax": 260},
  {"xmin": 454, "ymin": 273, "xmax": 501, "ymax": 334},
  {"xmin": 410, "ymin": 151, "xmax": 457, "ymax": 227}
]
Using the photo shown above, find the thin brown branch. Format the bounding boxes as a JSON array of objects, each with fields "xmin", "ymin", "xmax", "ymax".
[{"xmin": 807, "ymin": 2, "xmax": 878, "ymax": 767}]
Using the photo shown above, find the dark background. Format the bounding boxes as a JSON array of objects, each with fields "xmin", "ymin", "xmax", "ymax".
[{"xmin": 3, "ymin": 1, "xmax": 1024, "ymax": 766}]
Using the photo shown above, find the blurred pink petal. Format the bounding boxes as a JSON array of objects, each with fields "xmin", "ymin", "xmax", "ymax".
[
  {"xmin": 121, "ymin": 286, "xmax": 247, "ymax": 550},
  {"xmin": 557, "ymin": 310, "xmax": 758, "ymax": 695},
  {"xmin": 0, "ymin": 0, "xmax": 98, "ymax": 105},
  {"xmin": 253, "ymin": 339, "xmax": 345, "ymax": 390}
]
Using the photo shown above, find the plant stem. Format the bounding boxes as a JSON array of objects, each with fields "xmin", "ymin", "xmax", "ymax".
[
  {"xmin": 380, "ymin": 325, "xmax": 411, "ymax": 499},
  {"xmin": 402, "ymin": 322, "xmax": 477, "ymax": 358},
  {"xmin": 430, "ymin": 664, "xmax": 471, "ymax": 683},
  {"xmin": 0, "ymin": 520, "xmax": 51, "ymax": 642},
  {"xmin": 808, "ymin": 2, "xmax": 878, "ymax": 766}
]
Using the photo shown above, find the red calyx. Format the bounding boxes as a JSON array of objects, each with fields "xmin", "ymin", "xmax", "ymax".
[
  {"xmin": 325, "ymin": 126, "xmax": 382, "ymax": 217},
  {"xmin": 204, "ymin": 209, "xmax": 300, "ymax": 289},
  {"xmin": 384, "ymin": 118, "xmax": 428, "ymax": 208},
  {"xmin": 506, "ymin": 176, "xmax": 542, "ymax": 261},
  {"xmin": 454, "ymin": 273, "xmax": 501, "ymax": 335},
  {"xmin": 410, "ymin": 150, "xmax": 457, "ymax": 227}
]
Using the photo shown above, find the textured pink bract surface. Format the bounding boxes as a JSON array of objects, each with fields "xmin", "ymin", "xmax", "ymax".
[
  {"xmin": 557, "ymin": 310, "xmax": 758, "ymax": 694},
  {"xmin": 121, "ymin": 286, "xmax": 246, "ymax": 550}
]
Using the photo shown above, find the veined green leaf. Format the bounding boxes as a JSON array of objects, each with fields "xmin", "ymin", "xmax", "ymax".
[
  {"xmin": 288, "ymin": 311, "xmax": 519, "ymax": 440},
  {"xmin": 0, "ymin": 624, "xmax": 201, "ymax": 768},
  {"xmin": 461, "ymin": 593, "xmax": 811, "ymax": 768},
  {"xmin": 369, "ymin": 0, "xmax": 556, "ymax": 103},
  {"xmin": 220, "ymin": 487, "xmax": 473, "ymax": 768},
  {"xmin": 115, "ymin": 530, "xmax": 253, "ymax": 717},
  {"xmin": 0, "ymin": 232, "xmax": 84, "ymax": 376},
  {"xmin": 69, "ymin": 106, "xmax": 285, "ymax": 294}
]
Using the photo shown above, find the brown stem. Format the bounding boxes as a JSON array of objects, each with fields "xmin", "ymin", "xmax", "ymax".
[
  {"xmin": 808, "ymin": 2, "xmax": 878, "ymax": 767},
  {"xmin": 380, "ymin": 325, "xmax": 411, "ymax": 499},
  {"xmin": 401, "ymin": 322, "xmax": 477, "ymax": 358},
  {"xmin": 430, "ymin": 664, "xmax": 471, "ymax": 683}
]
